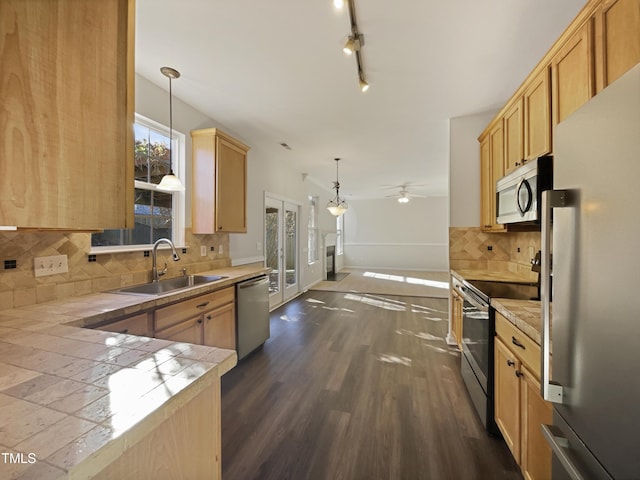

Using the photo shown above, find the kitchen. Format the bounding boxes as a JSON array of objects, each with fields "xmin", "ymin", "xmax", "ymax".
[{"xmin": 1, "ymin": 0, "xmax": 639, "ymax": 479}]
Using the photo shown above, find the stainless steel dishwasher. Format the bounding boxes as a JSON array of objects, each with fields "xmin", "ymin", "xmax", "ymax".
[{"xmin": 236, "ymin": 275, "xmax": 270, "ymax": 360}]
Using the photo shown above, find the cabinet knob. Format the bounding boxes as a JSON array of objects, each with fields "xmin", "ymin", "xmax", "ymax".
[
  {"xmin": 515, "ymin": 162, "xmax": 521, "ymax": 166},
  {"xmin": 507, "ymin": 359, "xmax": 515, "ymax": 367},
  {"xmin": 197, "ymin": 319, "xmax": 203, "ymax": 324},
  {"xmin": 515, "ymin": 370, "xmax": 524, "ymax": 378},
  {"xmin": 206, "ymin": 315, "xmax": 212, "ymax": 320}
]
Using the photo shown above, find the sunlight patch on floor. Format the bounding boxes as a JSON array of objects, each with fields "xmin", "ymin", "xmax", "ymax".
[
  {"xmin": 377, "ymin": 353, "xmax": 412, "ymax": 366},
  {"xmin": 395, "ymin": 329, "xmax": 444, "ymax": 342},
  {"xmin": 305, "ymin": 298, "xmax": 325, "ymax": 304},
  {"xmin": 344, "ymin": 293, "xmax": 406, "ymax": 311},
  {"xmin": 363, "ymin": 271, "xmax": 449, "ymax": 290}
]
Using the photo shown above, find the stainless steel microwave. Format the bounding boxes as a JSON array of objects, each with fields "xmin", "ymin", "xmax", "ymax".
[{"xmin": 496, "ymin": 156, "xmax": 553, "ymax": 225}]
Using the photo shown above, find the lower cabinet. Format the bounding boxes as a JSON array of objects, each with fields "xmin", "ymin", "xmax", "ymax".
[
  {"xmin": 97, "ymin": 312, "xmax": 152, "ymax": 337},
  {"xmin": 155, "ymin": 286, "xmax": 236, "ymax": 349},
  {"xmin": 494, "ymin": 313, "xmax": 553, "ymax": 480},
  {"xmin": 450, "ymin": 286, "xmax": 463, "ymax": 348}
]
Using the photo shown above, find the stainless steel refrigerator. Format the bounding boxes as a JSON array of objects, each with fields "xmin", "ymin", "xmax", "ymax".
[{"xmin": 539, "ymin": 63, "xmax": 640, "ymax": 480}]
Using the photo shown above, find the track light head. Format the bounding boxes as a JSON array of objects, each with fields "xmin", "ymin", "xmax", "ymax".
[
  {"xmin": 333, "ymin": 0, "xmax": 345, "ymax": 8},
  {"xmin": 359, "ymin": 73, "xmax": 369, "ymax": 92},
  {"xmin": 343, "ymin": 36, "xmax": 356, "ymax": 55}
]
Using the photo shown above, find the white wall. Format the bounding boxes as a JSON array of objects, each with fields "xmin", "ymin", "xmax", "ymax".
[
  {"xmin": 449, "ymin": 110, "xmax": 498, "ymax": 227},
  {"xmin": 135, "ymin": 74, "xmax": 336, "ymax": 291},
  {"xmin": 343, "ymin": 197, "xmax": 449, "ymax": 271}
]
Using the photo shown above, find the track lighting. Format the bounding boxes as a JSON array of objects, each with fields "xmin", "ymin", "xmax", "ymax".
[
  {"xmin": 333, "ymin": 0, "xmax": 344, "ymax": 9},
  {"xmin": 338, "ymin": 0, "xmax": 369, "ymax": 92}
]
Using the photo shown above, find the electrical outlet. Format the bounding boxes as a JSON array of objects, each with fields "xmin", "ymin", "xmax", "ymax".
[
  {"xmin": 34, "ymin": 255, "xmax": 68, "ymax": 277},
  {"xmin": 200, "ymin": 246, "xmax": 207, "ymax": 257},
  {"xmin": 218, "ymin": 245, "xmax": 224, "ymax": 255}
]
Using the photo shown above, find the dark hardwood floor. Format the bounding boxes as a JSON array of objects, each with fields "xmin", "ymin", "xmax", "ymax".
[{"xmin": 221, "ymin": 291, "xmax": 522, "ymax": 480}]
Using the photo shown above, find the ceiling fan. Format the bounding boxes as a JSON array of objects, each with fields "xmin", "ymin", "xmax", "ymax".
[{"xmin": 383, "ymin": 183, "xmax": 427, "ymax": 203}]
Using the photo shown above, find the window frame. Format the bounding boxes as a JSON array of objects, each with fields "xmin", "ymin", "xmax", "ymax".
[
  {"xmin": 308, "ymin": 195, "xmax": 319, "ymax": 264},
  {"xmin": 89, "ymin": 114, "xmax": 186, "ymax": 254}
]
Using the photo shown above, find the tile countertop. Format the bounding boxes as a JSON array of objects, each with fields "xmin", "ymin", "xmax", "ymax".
[
  {"xmin": 0, "ymin": 265, "xmax": 268, "ymax": 479},
  {"xmin": 451, "ymin": 268, "xmax": 538, "ymax": 284},
  {"xmin": 491, "ymin": 298, "xmax": 552, "ymax": 349}
]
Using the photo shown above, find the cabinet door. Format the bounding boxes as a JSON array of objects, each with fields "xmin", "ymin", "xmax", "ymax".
[
  {"xmin": 480, "ymin": 124, "xmax": 506, "ymax": 232},
  {"xmin": 523, "ymin": 67, "xmax": 552, "ymax": 160},
  {"xmin": 155, "ymin": 317, "xmax": 203, "ymax": 345},
  {"xmin": 552, "ymin": 20, "xmax": 595, "ymax": 125},
  {"xmin": 203, "ymin": 303, "xmax": 236, "ymax": 350},
  {"xmin": 520, "ymin": 366, "xmax": 553, "ymax": 480},
  {"xmin": 495, "ymin": 338, "xmax": 521, "ymax": 463},
  {"xmin": 595, "ymin": 0, "xmax": 640, "ymax": 91},
  {"xmin": 503, "ymin": 98, "xmax": 524, "ymax": 174},
  {"xmin": 99, "ymin": 313, "xmax": 151, "ymax": 337},
  {"xmin": 0, "ymin": 0, "xmax": 134, "ymax": 230},
  {"xmin": 216, "ymin": 137, "xmax": 247, "ymax": 233}
]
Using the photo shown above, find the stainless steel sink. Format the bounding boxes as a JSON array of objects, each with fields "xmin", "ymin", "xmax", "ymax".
[{"xmin": 112, "ymin": 275, "xmax": 227, "ymax": 296}]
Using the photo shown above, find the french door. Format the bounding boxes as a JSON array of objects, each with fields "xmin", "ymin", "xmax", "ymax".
[{"xmin": 265, "ymin": 195, "xmax": 299, "ymax": 309}]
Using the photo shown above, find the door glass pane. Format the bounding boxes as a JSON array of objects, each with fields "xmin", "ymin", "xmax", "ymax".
[
  {"xmin": 285, "ymin": 209, "xmax": 297, "ymax": 288},
  {"xmin": 265, "ymin": 206, "xmax": 280, "ymax": 294}
]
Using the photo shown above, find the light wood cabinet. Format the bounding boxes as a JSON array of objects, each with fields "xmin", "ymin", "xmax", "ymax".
[
  {"xmin": 0, "ymin": 0, "xmax": 134, "ymax": 230},
  {"xmin": 480, "ymin": 124, "xmax": 506, "ymax": 232},
  {"xmin": 552, "ymin": 20, "xmax": 595, "ymax": 125},
  {"xmin": 494, "ymin": 312, "xmax": 552, "ymax": 480},
  {"xmin": 98, "ymin": 312, "xmax": 152, "ymax": 337},
  {"xmin": 154, "ymin": 286, "xmax": 236, "ymax": 349},
  {"xmin": 450, "ymin": 286, "xmax": 463, "ymax": 348},
  {"xmin": 523, "ymin": 66, "xmax": 552, "ymax": 160},
  {"xmin": 204, "ymin": 303, "xmax": 236, "ymax": 350},
  {"xmin": 503, "ymin": 98, "xmax": 524, "ymax": 174},
  {"xmin": 156, "ymin": 316, "xmax": 204, "ymax": 344},
  {"xmin": 521, "ymin": 365, "xmax": 553, "ymax": 480},
  {"xmin": 192, "ymin": 128, "xmax": 249, "ymax": 234},
  {"xmin": 495, "ymin": 337, "xmax": 522, "ymax": 462},
  {"xmin": 594, "ymin": 0, "xmax": 640, "ymax": 91}
]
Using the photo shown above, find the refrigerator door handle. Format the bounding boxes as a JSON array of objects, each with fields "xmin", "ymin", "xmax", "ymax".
[
  {"xmin": 541, "ymin": 424, "xmax": 586, "ymax": 480},
  {"xmin": 541, "ymin": 190, "xmax": 570, "ymax": 403}
]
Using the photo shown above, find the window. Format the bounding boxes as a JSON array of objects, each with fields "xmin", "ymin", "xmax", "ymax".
[
  {"xmin": 308, "ymin": 196, "xmax": 319, "ymax": 264},
  {"xmin": 91, "ymin": 114, "xmax": 185, "ymax": 252},
  {"xmin": 336, "ymin": 214, "xmax": 344, "ymax": 255}
]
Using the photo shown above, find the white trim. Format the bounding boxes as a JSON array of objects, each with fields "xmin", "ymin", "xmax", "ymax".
[
  {"xmin": 264, "ymin": 191, "xmax": 302, "ymax": 206},
  {"xmin": 344, "ymin": 242, "xmax": 448, "ymax": 247},
  {"xmin": 231, "ymin": 255, "xmax": 265, "ymax": 266},
  {"xmin": 342, "ymin": 264, "xmax": 450, "ymax": 273}
]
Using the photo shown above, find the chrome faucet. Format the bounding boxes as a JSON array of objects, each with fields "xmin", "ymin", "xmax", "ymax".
[{"xmin": 151, "ymin": 238, "xmax": 181, "ymax": 282}]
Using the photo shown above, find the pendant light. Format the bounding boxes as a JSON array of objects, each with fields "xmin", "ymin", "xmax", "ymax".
[
  {"xmin": 326, "ymin": 158, "xmax": 348, "ymax": 216},
  {"xmin": 157, "ymin": 66, "xmax": 185, "ymax": 192}
]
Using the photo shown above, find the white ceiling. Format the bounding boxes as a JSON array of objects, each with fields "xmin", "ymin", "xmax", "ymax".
[{"xmin": 135, "ymin": 0, "xmax": 586, "ymax": 200}]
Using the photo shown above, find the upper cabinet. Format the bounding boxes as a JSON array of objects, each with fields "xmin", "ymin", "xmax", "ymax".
[
  {"xmin": 0, "ymin": 0, "xmax": 135, "ymax": 230},
  {"xmin": 191, "ymin": 128, "xmax": 249, "ymax": 234},
  {"xmin": 523, "ymin": 66, "xmax": 552, "ymax": 160},
  {"xmin": 479, "ymin": 0, "xmax": 639, "ymax": 229},
  {"xmin": 594, "ymin": 0, "xmax": 640, "ymax": 91},
  {"xmin": 503, "ymin": 98, "xmax": 523, "ymax": 174},
  {"xmin": 552, "ymin": 20, "xmax": 595, "ymax": 125},
  {"xmin": 480, "ymin": 125, "xmax": 507, "ymax": 233}
]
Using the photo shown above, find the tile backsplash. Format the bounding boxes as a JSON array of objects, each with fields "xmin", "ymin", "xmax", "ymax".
[
  {"xmin": 0, "ymin": 229, "xmax": 230, "ymax": 309},
  {"xmin": 449, "ymin": 226, "xmax": 541, "ymax": 278}
]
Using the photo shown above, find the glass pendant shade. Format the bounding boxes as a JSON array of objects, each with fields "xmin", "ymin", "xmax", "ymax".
[
  {"xmin": 157, "ymin": 172, "xmax": 185, "ymax": 192},
  {"xmin": 326, "ymin": 158, "xmax": 348, "ymax": 216}
]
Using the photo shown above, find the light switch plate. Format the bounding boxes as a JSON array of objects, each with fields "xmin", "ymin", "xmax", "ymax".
[
  {"xmin": 200, "ymin": 246, "xmax": 207, "ymax": 257},
  {"xmin": 218, "ymin": 245, "xmax": 224, "ymax": 254},
  {"xmin": 34, "ymin": 255, "xmax": 69, "ymax": 277}
]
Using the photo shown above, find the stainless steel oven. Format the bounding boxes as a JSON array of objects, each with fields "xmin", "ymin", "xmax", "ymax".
[{"xmin": 453, "ymin": 276, "xmax": 538, "ymax": 434}]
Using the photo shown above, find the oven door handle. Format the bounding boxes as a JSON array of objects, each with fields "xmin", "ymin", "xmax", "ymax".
[{"xmin": 458, "ymin": 285, "xmax": 488, "ymax": 311}]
